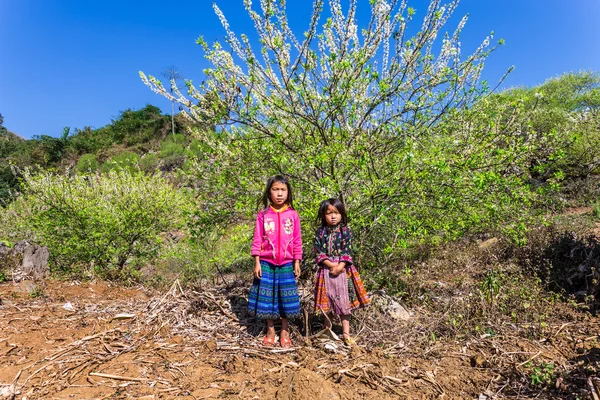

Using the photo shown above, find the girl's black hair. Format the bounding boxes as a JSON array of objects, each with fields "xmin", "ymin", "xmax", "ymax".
[
  {"xmin": 316, "ymin": 198, "xmax": 348, "ymax": 227},
  {"xmin": 259, "ymin": 175, "xmax": 294, "ymax": 209}
]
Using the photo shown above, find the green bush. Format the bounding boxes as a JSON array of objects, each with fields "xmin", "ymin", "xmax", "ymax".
[
  {"xmin": 168, "ymin": 133, "xmax": 189, "ymax": 145},
  {"xmin": 100, "ymin": 151, "xmax": 139, "ymax": 174},
  {"xmin": 559, "ymin": 121, "xmax": 600, "ymax": 178},
  {"xmin": 496, "ymin": 72, "xmax": 600, "ymax": 183},
  {"xmin": 156, "ymin": 221, "xmax": 251, "ymax": 285},
  {"xmin": 76, "ymin": 154, "xmax": 99, "ymax": 173},
  {"xmin": 69, "ymin": 126, "xmax": 113, "ymax": 154},
  {"xmin": 109, "ymin": 105, "xmax": 169, "ymax": 146},
  {"xmin": 159, "ymin": 142, "xmax": 186, "ymax": 171},
  {"xmin": 139, "ymin": 153, "xmax": 160, "ymax": 173},
  {"xmin": 6, "ymin": 169, "xmax": 190, "ymax": 281},
  {"xmin": 0, "ymin": 164, "xmax": 19, "ymax": 205},
  {"xmin": 159, "ymin": 141, "xmax": 185, "ymax": 159},
  {"xmin": 186, "ymin": 138, "xmax": 209, "ymax": 160}
]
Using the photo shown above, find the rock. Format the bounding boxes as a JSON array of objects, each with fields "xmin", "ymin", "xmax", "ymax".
[
  {"xmin": 20, "ymin": 244, "xmax": 49, "ymax": 280},
  {"xmin": 0, "ymin": 243, "xmax": 11, "ymax": 272},
  {"xmin": 479, "ymin": 238, "xmax": 499, "ymax": 249},
  {"xmin": 0, "ymin": 384, "xmax": 14, "ymax": 398},
  {"xmin": 0, "ymin": 243, "xmax": 9, "ymax": 257},
  {"xmin": 16, "ymin": 280, "xmax": 37, "ymax": 294},
  {"xmin": 0, "ymin": 241, "xmax": 49, "ymax": 282},
  {"xmin": 371, "ymin": 291, "xmax": 411, "ymax": 321},
  {"xmin": 324, "ymin": 342, "xmax": 339, "ymax": 353}
]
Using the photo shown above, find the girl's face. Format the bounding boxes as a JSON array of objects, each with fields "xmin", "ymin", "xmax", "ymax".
[
  {"xmin": 269, "ymin": 181, "xmax": 288, "ymax": 208},
  {"xmin": 324, "ymin": 204, "xmax": 341, "ymax": 226}
]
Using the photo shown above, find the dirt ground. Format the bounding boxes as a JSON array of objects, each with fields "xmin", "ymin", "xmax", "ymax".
[{"xmin": 1, "ymin": 278, "xmax": 600, "ymax": 399}]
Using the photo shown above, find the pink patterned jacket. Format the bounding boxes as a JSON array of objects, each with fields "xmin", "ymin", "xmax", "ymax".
[{"xmin": 251, "ymin": 205, "xmax": 303, "ymax": 265}]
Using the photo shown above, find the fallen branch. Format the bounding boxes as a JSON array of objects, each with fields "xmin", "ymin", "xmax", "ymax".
[
  {"xmin": 88, "ymin": 372, "xmax": 145, "ymax": 382},
  {"xmin": 516, "ymin": 351, "xmax": 541, "ymax": 368},
  {"xmin": 588, "ymin": 377, "xmax": 600, "ymax": 400}
]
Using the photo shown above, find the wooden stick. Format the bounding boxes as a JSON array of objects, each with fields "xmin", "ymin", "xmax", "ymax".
[
  {"xmin": 11, "ymin": 368, "xmax": 23, "ymax": 385},
  {"xmin": 588, "ymin": 377, "xmax": 600, "ymax": 400},
  {"xmin": 88, "ymin": 372, "xmax": 145, "ymax": 382},
  {"xmin": 516, "ymin": 351, "xmax": 541, "ymax": 368},
  {"xmin": 553, "ymin": 322, "xmax": 573, "ymax": 337},
  {"xmin": 384, "ymin": 375, "xmax": 404, "ymax": 384},
  {"xmin": 304, "ymin": 309, "xmax": 310, "ymax": 338}
]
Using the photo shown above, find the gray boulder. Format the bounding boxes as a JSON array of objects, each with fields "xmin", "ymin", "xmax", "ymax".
[{"xmin": 0, "ymin": 241, "xmax": 49, "ymax": 281}]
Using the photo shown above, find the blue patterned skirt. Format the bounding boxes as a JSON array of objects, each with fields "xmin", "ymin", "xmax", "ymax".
[{"xmin": 248, "ymin": 261, "xmax": 301, "ymax": 320}]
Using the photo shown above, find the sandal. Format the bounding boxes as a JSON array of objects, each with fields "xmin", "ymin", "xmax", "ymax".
[
  {"xmin": 262, "ymin": 335, "xmax": 276, "ymax": 347},
  {"xmin": 279, "ymin": 336, "xmax": 293, "ymax": 348}
]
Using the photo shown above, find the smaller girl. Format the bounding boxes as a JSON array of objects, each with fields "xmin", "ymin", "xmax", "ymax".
[
  {"xmin": 314, "ymin": 198, "xmax": 370, "ymax": 345},
  {"xmin": 248, "ymin": 175, "xmax": 302, "ymax": 348}
]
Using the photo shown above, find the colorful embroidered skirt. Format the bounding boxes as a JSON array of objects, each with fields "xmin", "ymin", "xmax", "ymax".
[
  {"xmin": 314, "ymin": 264, "xmax": 370, "ymax": 315},
  {"xmin": 248, "ymin": 261, "xmax": 301, "ymax": 320}
]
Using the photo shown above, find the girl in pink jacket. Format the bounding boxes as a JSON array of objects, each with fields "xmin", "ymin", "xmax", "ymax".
[{"xmin": 248, "ymin": 175, "xmax": 302, "ymax": 348}]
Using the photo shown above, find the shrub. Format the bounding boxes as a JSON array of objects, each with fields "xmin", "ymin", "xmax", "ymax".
[
  {"xmin": 109, "ymin": 105, "xmax": 170, "ymax": 146},
  {"xmin": 187, "ymin": 138, "xmax": 208, "ymax": 159},
  {"xmin": 100, "ymin": 151, "xmax": 139, "ymax": 174},
  {"xmin": 147, "ymin": 219, "xmax": 250, "ymax": 287},
  {"xmin": 76, "ymin": 154, "xmax": 99, "ymax": 173},
  {"xmin": 168, "ymin": 133, "xmax": 189, "ymax": 145},
  {"xmin": 0, "ymin": 164, "xmax": 19, "ymax": 205},
  {"xmin": 159, "ymin": 142, "xmax": 186, "ymax": 171},
  {"xmin": 69, "ymin": 126, "xmax": 113, "ymax": 154},
  {"xmin": 139, "ymin": 153, "xmax": 160, "ymax": 173},
  {"xmin": 6, "ymin": 169, "xmax": 190, "ymax": 281},
  {"xmin": 159, "ymin": 141, "xmax": 186, "ymax": 159}
]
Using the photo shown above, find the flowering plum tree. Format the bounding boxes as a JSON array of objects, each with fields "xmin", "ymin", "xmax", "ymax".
[{"xmin": 141, "ymin": 0, "xmax": 539, "ymax": 263}]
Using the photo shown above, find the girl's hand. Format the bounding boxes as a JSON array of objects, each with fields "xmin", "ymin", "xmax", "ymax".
[
  {"xmin": 253, "ymin": 263, "xmax": 262, "ymax": 279},
  {"xmin": 330, "ymin": 265, "xmax": 344, "ymax": 276},
  {"xmin": 323, "ymin": 260, "xmax": 337, "ymax": 271},
  {"xmin": 294, "ymin": 261, "xmax": 301, "ymax": 278}
]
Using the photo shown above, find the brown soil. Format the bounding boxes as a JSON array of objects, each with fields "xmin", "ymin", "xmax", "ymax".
[{"xmin": 0, "ymin": 279, "xmax": 598, "ymax": 399}]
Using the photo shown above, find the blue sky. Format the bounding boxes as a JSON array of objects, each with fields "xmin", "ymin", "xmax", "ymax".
[{"xmin": 1, "ymin": 0, "xmax": 599, "ymax": 139}]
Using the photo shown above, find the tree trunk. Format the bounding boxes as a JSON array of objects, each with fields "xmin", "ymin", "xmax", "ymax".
[{"xmin": 171, "ymin": 100, "xmax": 175, "ymax": 136}]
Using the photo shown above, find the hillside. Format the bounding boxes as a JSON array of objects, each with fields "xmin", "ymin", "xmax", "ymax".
[{"xmin": 0, "ymin": 129, "xmax": 25, "ymax": 142}]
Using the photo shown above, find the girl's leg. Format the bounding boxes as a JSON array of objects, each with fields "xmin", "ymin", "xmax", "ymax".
[
  {"xmin": 280, "ymin": 318, "xmax": 292, "ymax": 348},
  {"xmin": 280, "ymin": 317, "xmax": 289, "ymax": 338},
  {"xmin": 262, "ymin": 319, "xmax": 276, "ymax": 346},
  {"xmin": 266, "ymin": 319, "xmax": 276, "ymax": 338},
  {"xmin": 341, "ymin": 315, "xmax": 353, "ymax": 342}
]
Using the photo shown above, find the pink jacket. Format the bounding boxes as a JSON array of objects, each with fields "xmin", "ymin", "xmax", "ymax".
[{"xmin": 251, "ymin": 206, "xmax": 303, "ymax": 265}]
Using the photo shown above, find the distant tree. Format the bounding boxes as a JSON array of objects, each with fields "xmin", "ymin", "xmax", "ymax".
[
  {"xmin": 161, "ymin": 66, "xmax": 183, "ymax": 137},
  {"xmin": 518, "ymin": 72, "xmax": 600, "ymax": 178},
  {"xmin": 68, "ymin": 105, "xmax": 170, "ymax": 153},
  {"xmin": 0, "ymin": 113, "xmax": 22, "ymax": 204},
  {"xmin": 0, "ymin": 114, "xmax": 12, "ymax": 158},
  {"xmin": 29, "ymin": 127, "xmax": 70, "ymax": 166},
  {"xmin": 107, "ymin": 105, "xmax": 170, "ymax": 145},
  {"xmin": 69, "ymin": 126, "xmax": 112, "ymax": 154}
]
